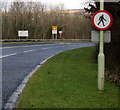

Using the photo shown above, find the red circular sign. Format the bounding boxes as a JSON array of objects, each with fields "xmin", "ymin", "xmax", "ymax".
[{"xmin": 92, "ymin": 10, "xmax": 113, "ymax": 30}]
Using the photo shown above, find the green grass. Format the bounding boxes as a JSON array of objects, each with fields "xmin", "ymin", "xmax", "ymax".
[
  {"xmin": 16, "ymin": 46, "xmax": 118, "ymax": 108},
  {"xmin": 1, "ymin": 40, "xmax": 89, "ymax": 45}
]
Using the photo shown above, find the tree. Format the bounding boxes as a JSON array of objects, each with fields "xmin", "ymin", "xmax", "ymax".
[{"xmin": 2, "ymin": 2, "xmax": 91, "ymax": 40}]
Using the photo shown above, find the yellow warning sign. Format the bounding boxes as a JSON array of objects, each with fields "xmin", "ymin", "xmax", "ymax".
[{"xmin": 52, "ymin": 26, "xmax": 58, "ymax": 30}]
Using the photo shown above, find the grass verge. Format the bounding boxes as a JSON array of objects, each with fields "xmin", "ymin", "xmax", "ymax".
[
  {"xmin": 16, "ymin": 46, "xmax": 118, "ymax": 108},
  {"xmin": 1, "ymin": 40, "xmax": 89, "ymax": 45}
]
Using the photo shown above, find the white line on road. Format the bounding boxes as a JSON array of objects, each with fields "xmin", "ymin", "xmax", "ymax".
[
  {"xmin": 0, "ymin": 43, "xmax": 71, "ymax": 50},
  {"xmin": 23, "ymin": 49, "xmax": 36, "ymax": 53},
  {"xmin": 0, "ymin": 45, "xmax": 39, "ymax": 49},
  {"xmin": 1, "ymin": 44, "xmax": 56, "ymax": 49},
  {"xmin": 0, "ymin": 49, "xmax": 37, "ymax": 59},
  {"xmin": 59, "ymin": 43, "xmax": 65, "ymax": 44},
  {"xmin": 66, "ymin": 43, "xmax": 71, "ymax": 44},
  {"xmin": 41, "ymin": 47, "xmax": 52, "ymax": 50},
  {"xmin": 0, "ymin": 53, "xmax": 17, "ymax": 59}
]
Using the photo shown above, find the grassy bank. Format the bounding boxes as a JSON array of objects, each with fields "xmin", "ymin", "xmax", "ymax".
[
  {"xmin": 1, "ymin": 40, "xmax": 90, "ymax": 45},
  {"xmin": 16, "ymin": 47, "xmax": 118, "ymax": 108}
]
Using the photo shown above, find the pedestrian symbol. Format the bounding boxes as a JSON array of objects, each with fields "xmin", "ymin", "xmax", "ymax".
[
  {"xmin": 92, "ymin": 10, "xmax": 112, "ymax": 30},
  {"xmin": 98, "ymin": 14, "xmax": 106, "ymax": 26}
]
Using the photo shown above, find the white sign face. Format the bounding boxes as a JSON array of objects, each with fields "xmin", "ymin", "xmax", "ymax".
[
  {"xmin": 18, "ymin": 31, "xmax": 28, "ymax": 36},
  {"xmin": 59, "ymin": 31, "xmax": 62, "ymax": 34},
  {"xmin": 94, "ymin": 13, "xmax": 110, "ymax": 28},
  {"xmin": 52, "ymin": 30, "xmax": 57, "ymax": 34},
  {"xmin": 92, "ymin": 10, "xmax": 112, "ymax": 30}
]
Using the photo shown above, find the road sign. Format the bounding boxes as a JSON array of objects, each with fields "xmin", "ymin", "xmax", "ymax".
[
  {"xmin": 52, "ymin": 30, "xmax": 57, "ymax": 34},
  {"xmin": 18, "ymin": 30, "xmax": 28, "ymax": 39},
  {"xmin": 92, "ymin": 10, "xmax": 112, "ymax": 30},
  {"xmin": 91, "ymin": 30, "xmax": 111, "ymax": 43},
  {"xmin": 59, "ymin": 31, "xmax": 62, "ymax": 38},
  {"xmin": 52, "ymin": 26, "xmax": 58, "ymax": 30},
  {"xmin": 59, "ymin": 31, "xmax": 62, "ymax": 34},
  {"xmin": 18, "ymin": 31, "xmax": 28, "ymax": 37},
  {"xmin": 52, "ymin": 26, "xmax": 58, "ymax": 35},
  {"xmin": 52, "ymin": 26, "xmax": 58, "ymax": 39}
]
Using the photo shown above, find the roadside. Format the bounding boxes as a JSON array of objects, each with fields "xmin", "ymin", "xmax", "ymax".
[
  {"xmin": 0, "ymin": 39, "xmax": 90, "ymax": 45},
  {"xmin": 16, "ymin": 46, "xmax": 118, "ymax": 108}
]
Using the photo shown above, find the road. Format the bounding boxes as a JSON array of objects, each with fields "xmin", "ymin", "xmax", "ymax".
[{"xmin": 1, "ymin": 42, "xmax": 95, "ymax": 107}]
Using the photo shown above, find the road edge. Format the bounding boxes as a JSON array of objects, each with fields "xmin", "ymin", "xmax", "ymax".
[{"xmin": 4, "ymin": 55, "xmax": 54, "ymax": 109}]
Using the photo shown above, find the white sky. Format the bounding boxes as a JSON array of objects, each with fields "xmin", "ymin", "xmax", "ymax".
[
  {"xmin": 1, "ymin": 0, "xmax": 91, "ymax": 9},
  {"xmin": 1, "ymin": 0, "xmax": 119, "ymax": 9},
  {"xmin": 40, "ymin": 0, "xmax": 89, "ymax": 9}
]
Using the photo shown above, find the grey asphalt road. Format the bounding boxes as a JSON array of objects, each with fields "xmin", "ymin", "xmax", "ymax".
[{"xmin": 1, "ymin": 42, "xmax": 95, "ymax": 107}]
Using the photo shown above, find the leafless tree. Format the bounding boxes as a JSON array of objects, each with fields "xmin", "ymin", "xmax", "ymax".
[{"xmin": 2, "ymin": 2, "xmax": 91, "ymax": 40}]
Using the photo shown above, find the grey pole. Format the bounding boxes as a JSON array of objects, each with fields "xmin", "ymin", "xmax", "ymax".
[
  {"xmin": 52, "ymin": 34, "xmax": 54, "ymax": 40},
  {"xmin": 56, "ymin": 34, "xmax": 57, "ymax": 40},
  {"xmin": 98, "ymin": 0, "xmax": 105, "ymax": 90},
  {"xmin": 60, "ymin": 33, "xmax": 62, "ymax": 38},
  {"xmin": 0, "ymin": 9, "xmax": 2, "ymax": 110}
]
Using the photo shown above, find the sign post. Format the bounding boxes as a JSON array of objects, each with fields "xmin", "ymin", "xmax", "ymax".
[
  {"xmin": 18, "ymin": 30, "xmax": 29, "ymax": 39},
  {"xmin": 59, "ymin": 31, "xmax": 62, "ymax": 38},
  {"xmin": 52, "ymin": 26, "xmax": 58, "ymax": 40},
  {"xmin": 98, "ymin": 0, "xmax": 105, "ymax": 91},
  {"xmin": 92, "ymin": 0, "xmax": 112, "ymax": 90},
  {"xmin": 91, "ymin": 30, "xmax": 111, "ymax": 43}
]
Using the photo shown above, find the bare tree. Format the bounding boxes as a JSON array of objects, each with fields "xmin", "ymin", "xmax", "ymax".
[{"xmin": 2, "ymin": 2, "xmax": 91, "ymax": 40}]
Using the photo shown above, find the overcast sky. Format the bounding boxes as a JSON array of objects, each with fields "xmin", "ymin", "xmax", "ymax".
[
  {"xmin": 38, "ymin": 0, "xmax": 90, "ymax": 9},
  {"xmin": 1, "ymin": 0, "xmax": 119, "ymax": 9},
  {"xmin": 1, "ymin": 0, "xmax": 92, "ymax": 9}
]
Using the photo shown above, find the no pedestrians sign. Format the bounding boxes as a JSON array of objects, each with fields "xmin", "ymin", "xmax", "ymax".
[{"xmin": 92, "ymin": 10, "xmax": 113, "ymax": 30}]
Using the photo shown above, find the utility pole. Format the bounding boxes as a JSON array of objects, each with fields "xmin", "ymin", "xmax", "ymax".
[{"xmin": 98, "ymin": 0, "xmax": 105, "ymax": 90}]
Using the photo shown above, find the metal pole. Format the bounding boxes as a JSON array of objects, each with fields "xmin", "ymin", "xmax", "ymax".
[
  {"xmin": 0, "ymin": 10, "xmax": 2, "ymax": 110},
  {"xmin": 56, "ymin": 34, "xmax": 57, "ymax": 40},
  {"xmin": 98, "ymin": 0, "xmax": 105, "ymax": 90},
  {"xmin": 60, "ymin": 33, "xmax": 61, "ymax": 38},
  {"xmin": 52, "ymin": 34, "xmax": 54, "ymax": 40}
]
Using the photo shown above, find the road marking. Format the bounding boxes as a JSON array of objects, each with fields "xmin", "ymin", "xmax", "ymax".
[
  {"xmin": 0, "ymin": 49, "xmax": 37, "ymax": 59},
  {"xmin": 0, "ymin": 43, "xmax": 70, "ymax": 50},
  {"xmin": 0, "ymin": 45, "xmax": 40, "ymax": 49},
  {"xmin": 0, "ymin": 53, "xmax": 17, "ymax": 59},
  {"xmin": 1, "ymin": 44, "xmax": 56, "ymax": 49},
  {"xmin": 23, "ymin": 49, "xmax": 36, "ymax": 53},
  {"xmin": 59, "ymin": 43, "xmax": 65, "ymax": 44},
  {"xmin": 41, "ymin": 47, "xmax": 51, "ymax": 50},
  {"xmin": 66, "ymin": 43, "xmax": 71, "ymax": 44}
]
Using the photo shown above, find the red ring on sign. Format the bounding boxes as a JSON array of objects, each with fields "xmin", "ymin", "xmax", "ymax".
[{"xmin": 92, "ymin": 10, "xmax": 113, "ymax": 30}]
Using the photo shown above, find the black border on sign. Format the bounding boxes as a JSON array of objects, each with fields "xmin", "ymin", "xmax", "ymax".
[{"xmin": 92, "ymin": 10, "xmax": 113, "ymax": 30}]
